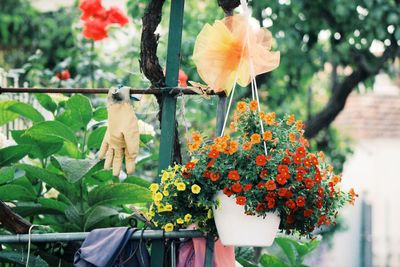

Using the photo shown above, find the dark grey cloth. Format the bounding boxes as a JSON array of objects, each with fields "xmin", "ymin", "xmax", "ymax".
[{"xmin": 74, "ymin": 227, "xmax": 150, "ymax": 267}]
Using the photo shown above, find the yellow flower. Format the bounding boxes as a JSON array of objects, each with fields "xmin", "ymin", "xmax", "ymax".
[
  {"xmin": 176, "ymin": 182, "xmax": 186, "ymax": 191},
  {"xmin": 164, "ymin": 223, "xmax": 174, "ymax": 232},
  {"xmin": 176, "ymin": 218, "xmax": 184, "ymax": 224},
  {"xmin": 174, "ymin": 164, "xmax": 180, "ymax": 171},
  {"xmin": 250, "ymin": 133, "xmax": 261, "ymax": 144},
  {"xmin": 163, "ymin": 190, "xmax": 170, "ymax": 196},
  {"xmin": 207, "ymin": 209, "xmax": 213, "ymax": 219},
  {"xmin": 154, "ymin": 192, "xmax": 163, "ymax": 201},
  {"xmin": 184, "ymin": 214, "xmax": 192, "ymax": 222},
  {"xmin": 149, "ymin": 183, "xmax": 159, "ymax": 192},
  {"xmin": 161, "ymin": 171, "xmax": 169, "ymax": 182},
  {"xmin": 157, "ymin": 205, "xmax": 165, "ymax": 212},
  {"xmin": 191, "ymin": 184, "xmax": 201, "ymax": 194},
  {"xmin": 164, "ymin": 204, "xmax": 173, "ymax": 211}
]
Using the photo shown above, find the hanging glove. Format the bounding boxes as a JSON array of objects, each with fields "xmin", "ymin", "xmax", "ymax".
[{"xmin": 99, "ymin": 87, "xmax": 139, "ymax": 176}]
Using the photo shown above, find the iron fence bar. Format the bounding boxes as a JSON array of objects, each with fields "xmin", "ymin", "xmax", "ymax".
[
  {"xmin": 0, "ymin": 87, "xmax": 223, "ymax": 96},
  {"xmin": 0, "ymin": 230, "xmax": 204, "ymax": 244}
]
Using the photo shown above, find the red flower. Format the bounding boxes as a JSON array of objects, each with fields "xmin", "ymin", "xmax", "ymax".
[
  {"xmin": 267, "ymin": 198, "xmax": 276, "ymax": 208},
  {"xmin": 256, "ymin": 203, "xmax": 265, "ymax": 212},
  {"xmin": 265, "ymin": 180, "xmax": 276, "ymax": 191},
  {"xmin": 316, "ymin": 199, "xmax": 323, "ymax": 209},
  {"xmin": 304, "ymin": 209, "xmax": 313, "ymax": 217},
  {"xmin": 228, "ymin": 170, "xmax": 240, "ymax": 181},
  {"xmin": 236, "ymin": 196, "xmax": 247, "ymax": 205},
  {"xmin": 259, "ymin": 169, "xmax": 269, "ymax": 179},
  {"xmin": 314, "ymin": 169, "xmax": 322, "ymax": 184},
  {"xmin": 285, "ymin": 190, "xmax": 293, "ymax": 198},
  {"xmin": 255, "ymin": 154, "xmax": 267, "ymax": 166},
  {"xmin": 296, "ymin": 196, "xmax": 306, "ymax": 207},
  {"xmin": 208, "ymin": 150, "xmax": 220, "ymax": 159},
  {"xmin": 231, "ymin": 183, "xmax": 243, "ymax": 193},
  {"xmin": 278, "ymin": 165, "xmax": 289, "ymax": 174},
  {"xmin": 178, "ymin": 69, "xmax": 188, "ymax": 87},
  {"xmin": 310, "ymin": 155, "xmax": 319, "ymax": 165},
  {"xmin": 80, "ymin": 0, "xmax": 104, "ymax": 20},
  {"xmin": 304, "ymin": 158, "xmax": 311, "ymax": 168},
  {"xmin": 210, "ymin": 172, "xmax": 220, "ymax": 182},
  {"xmin": 82, "ymin": 18, "xmax": 108, "ymax": 41},
  {"xmin": 286, "ymin": 200, "xmax": 296, "ymax": 209},
  {"xmin": 206, "ymin": 160, "xmax": 214, "ymax": 168},
  {"xmin": 296, "ymin": 166, "xmax": 307, "ymax": 174},
  {"xmin": 243, "ymin": 184, "xmax": 253, "ymax": 191},
  {"xmin": 182, "ymin": 171, "xmax": 190, "ymax": 178},
  {"xmin": 296, "ymin": 172, "xmax": 303, "ymax": 182},
  {"xmin": 276, "ymin": 174, "xmax": 287, "ymax": 185},
  {"xmin": 257, "ymin": 182, "xmax": 265, "ymax": 189},
  {"xmin": 287, "ymin": 214, "xmax": 295, "ymax": 224},
  {"xmin": 203, "ymin": 170, "xmax": 211, "ymax": 178},
  {"xmin": 304, "ymin": 178, "xmax": 315, "ymax": 189},
  {"xmin": 106, "ymin": 6, "xmax": 129, "ymax": 26},
  {"xmin": 282, "ymin": 156, "xmax": 291, "ymax": 164},
  {"xmin": 296, "ymin": 146, "xmax": 306, "ymax": 158},
  {"xmin": 317, "ymin": 215, "xmax": 326, "ymax": 226},
  {"xmin": 223, "ymin": 186, "xmax": 233, "ymax": 197},
  {"xmin": 317, "ymin": 187, "xmax": 324, "ymax": 197},
  {"xmin": 293, "ymin": 154, "xmax": 302, "ymax": 164},
  {"xmin": 278, "ymin": 188, "xmax": 287, "ymax": 197},
  {"xmin": 56, "ymin": 70, "xmax": 71, "ymax": 80},
  {"xmin": 185, "ymin": 162, "xmax": 195, "ymax": 170}
]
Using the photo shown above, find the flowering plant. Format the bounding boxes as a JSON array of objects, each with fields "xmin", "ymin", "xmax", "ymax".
[{"xmin": 148, "ymin": 99, "xmax": 357, "ymax": 236}]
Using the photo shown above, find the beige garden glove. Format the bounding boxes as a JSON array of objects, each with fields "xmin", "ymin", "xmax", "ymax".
[{"xmin": 99, "ymin": 87, "xmax": 140, "ymax": 176}]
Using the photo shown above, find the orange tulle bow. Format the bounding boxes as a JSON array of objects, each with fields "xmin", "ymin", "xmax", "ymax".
[{"xmin": 192, "ymin": 14, "xmax": 280, "ymax": 95}]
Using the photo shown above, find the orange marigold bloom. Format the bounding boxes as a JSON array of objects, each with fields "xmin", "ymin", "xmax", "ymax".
[
  {"xmin": 259, "ymin": 111, "xmax": 266, "ymax": 120},
  {"xmin": 191, "ymin": 132, "xmax": 202, "ymax": 143},
  {"xmin": 264, "ymin": 112, "xmax": 276, "ymax": 125},
  {"xmin": 236, "ymin": 196, "xmax": 247, "ymax": 205},
  {"xmin": 349, "ymin": 188, "xmax": 358, "ymax": 205},
  {"xmin": 250, "ymin": 133, "xmax": 261, "ymax": 144},
  {"xmin": 296, "ymin": 120, "xmax": 303, "ymax": 131},
  {"xmin": 288, "ymin": 132, "xmax": 296, "ymax": 142},
  {"xmin": 265, "ymin": 180, "xmax": 276, "ymax": 191},
  {"xmin": 256, "ymin": 154, "xmax": 267, "ymax": 166},
  {"xmin": 263, "ymin": 131, "xmax": 272, "ymax": 141},
  {"xmin": 229, "ymin": 122, "xmax": 237, "ymax": 131},
  {"xmin": 237, "ymin": 101, "xmax": 247, "ymax": 112},
  {"xmin": 286, "ymin": 114, "xmax": 295, "ymax": 125},
  {"xmin": 331, "ymin": 175, "xmax": 341, "ymax": 185},
  {"xmin": 249, "ymin": 100, "xmax": 258, "ymax": 111},
  {"xmin": 228, "ymin": 170, "xmax": 240, "ymax": 181},
  {"xmin": 188, "ymin": 142, "xmax": 200, "ymax": 151},
  {"xmin": 243, "ymin": 142, "xmax": 252, "ymax": 151},
  {"xmin": 228, "ymin": 141, "xmax": 238, "ymax": 154}
]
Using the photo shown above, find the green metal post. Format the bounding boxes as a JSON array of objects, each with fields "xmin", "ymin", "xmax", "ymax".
[{"xmin": 152, "ymin": 0, "xmax": 185, "ymax": 266}]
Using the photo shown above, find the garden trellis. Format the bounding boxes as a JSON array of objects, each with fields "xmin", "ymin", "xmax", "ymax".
[{"xmin": 0, "ymin": 0, "xmax": 223, "ymax": 266}]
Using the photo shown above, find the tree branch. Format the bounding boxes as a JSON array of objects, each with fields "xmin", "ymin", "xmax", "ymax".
[
  {"xmin": 0, "ymin": 200, "xmax": 31, "ymax": 234},
  {"xmin": 304, "ymin": 43, "xmax": 400, "ymax": 138}
]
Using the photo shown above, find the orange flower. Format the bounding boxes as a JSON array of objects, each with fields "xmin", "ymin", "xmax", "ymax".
[
  {"xmin": 243, "ymin": 142, "xmax": 252, "ymax": 151},
  {"xmin": 263, "ymin": 131, "xmax": 272, "ymax": 141},
  {"xmin": 264, "ymin": 112, "xmax": 276, "ymax": 125},
  {"xmin": 288, "ymin": 132, "xmax": 296, "ymax": 142},
  {"xmin": 255, "ymin": 154, "xmax": 267, "ymax": 166},
  {"xmin": 229, "ymin": 122, "xmax": 237, "ymax": 131},
  {"xmin": 185, "ymin": 161, "xmax": 196, "ymax": 170},
  {"xmin": 228, "ymin": 141, "xmax": 238, "ymax": 154},
  {"xmin": 250, "ymin": 133, "xmax": 261, "ymax": 144},
  {"xmin": 259, "ymin": 111, "xmax": 266, "ymax": 120},
  {"xmin": 265, "ymin": 180, "xmax": 276, "ymax": 191},
  {"xmin": 188, "ymin": 142, "xmax": 200, "ymax": 151},
  {"xmin": 286, "ymin": 114, "xmax": 295, "ymax": 125},
  {"xmin": 236, "ymin": 196, "xmax": 247, "ymax": 205},
  {"xmin": 228, "ymin": 170, "xmax": 240, "ymax": 181},
  {"xmin": 237, "ymin": 101, "xmax": 247, "ymax": 112},
  {"xmin": 191, "ymin": 131, "xmax": 202, "ymax": 143},
  {"xmin": 349, "ymin": 188, "xmax": 358, "ymax": 205},
  {"xmin": 249, "ymin": 100, "xmax": 258, "ymax": 111},
  {"xmin": 296, "ymin": 120, "xmax": 303, "ymax": 131},
  {"xmin": 318, "ymin": 151, "xmax": 325, "ymax": 161},
  {"xmin": 331, "ymin": 175, "xmax": 341, "ymax": 185},
  {"xmin": 208, "ymin": 150, "xmax": 220, "ymax": 159}
]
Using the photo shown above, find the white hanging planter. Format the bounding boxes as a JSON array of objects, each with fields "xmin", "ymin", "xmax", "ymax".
[{"xmin": 213, "ymin": 191, "xmax": 281, "ymax": 247}]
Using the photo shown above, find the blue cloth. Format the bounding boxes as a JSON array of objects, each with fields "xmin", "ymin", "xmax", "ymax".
[{"xmin": 74, "ymin": 227, "xmax": 150, "ymax": 267}]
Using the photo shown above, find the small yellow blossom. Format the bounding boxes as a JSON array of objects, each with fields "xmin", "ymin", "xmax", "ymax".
[
  {"xmin": 191, "ymin": 184, "xmax": 201, "ymax": 194},
  {"xmin": 164, "ymin": 204, "xmax": 173, "ymax": 211},
  {"xmin": 164, "ymin": 223, "xmax": 174, "ymax": 232},
  {"xmin": 149, "ymin": 183, "xmax": 159, "ymax": 192},
  {"xmin": 184, "ymin": 213, "xmax": 192, "ymax": 222},
  {"xmin": 176, "ymin": 182, "xmax": 186, "ymax": 191},
  {"xmin": 207, "ymin": 209, "xmax": 213, "ymax": 219},
  {"xmin": 154, "ymin": 192, "xmax": 163, "ymax": 201},
  {"xmin": 161, "ymin": 171, "xmax": 169, "ymax": 182},
  {"xmin": 176, "ymin": 218, "xmax": 184, "ymax": 224},
  {"xmin": 163, "ymin": 190, "xmax": 170, "ymax": 196}
]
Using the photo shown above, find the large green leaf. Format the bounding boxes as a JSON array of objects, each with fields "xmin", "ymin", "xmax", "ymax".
[
  {"xmin": 0, "ymin": 145, "xmax": 30, "ymax": 167},
  {"xmin": 93, "ymin": 106, "xmax": 107, "ymax": 121},
  {"xmin": 38, "ymin": 197, "xmax": 68, "ymax": 213},
  {"xmin": 11, "ymin": 175, "xmax": 37, "ymax": 195},
  {"xmin": 88, "ymin": 183, "xmax": 152, "ymax": 206},
  {"xmin": 236, "ymin": 257, "xmax": 259, "ymax": 267},
  {"xmin": 0, "ymin": 101, "xmax": 19, "ymax": 125},
  {"xmin": 84, "ymin": 205, "xmax": 119, "ymax": 231},
  {"xmin": 87, "ymin": 126, "xmax": 106, "ymax": 150},
  {"xmin": 0, "ymin": 166, "xmax": 15, "ymax": 184},
  {"xmin": 12, "ymin": 130, "xmax": 63, "ymax": 159},
  {"xmin": 51, "ymin": 156, "xmax": 99, "ymax": 183},
  {"xmin": 23, "ymin": 120, "xmax": 77, "ymax": 145},
  {"xmin": 259, "ymin": 254, "xmax": 289, "ymax": 267},
  {"xmin": 6, "ymin": 101, "xmax": 45, "ymax": 123},
  {"xmin": 275, "ymin": 237, "xmax": 297, "ymax": 267},
  {"xmin": 0, "ymin": 184, "xmax": 36, "ymax": 201},
  {"xmin": 0, "ymin": 251, "xmax": 49, "ymax": 267},
  {"xmin": 125, "ymin": 176, "xmax": 151, "ymax": 188},
  {"xmin": 16, "ymin": 163, "xmax": 78, "ymax": 200},
  {"xmin": 63, "ymin": 94, "xmax": 93, "ymax": 130},
  {"xmin": 35, "ymin": 93, "xmax": 57, "ymax": 113}
]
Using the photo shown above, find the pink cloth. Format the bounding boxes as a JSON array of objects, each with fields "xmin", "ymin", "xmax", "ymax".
[{"xmin": 177, "ymin": 238, "xmax": 235, "ymax": 267}]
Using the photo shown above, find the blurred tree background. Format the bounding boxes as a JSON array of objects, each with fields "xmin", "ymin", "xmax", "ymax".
[{"xmin": 1, "ymin": 0, "xmax": 399, "ymax": 171}]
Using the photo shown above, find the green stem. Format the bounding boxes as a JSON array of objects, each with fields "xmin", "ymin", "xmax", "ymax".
[
  {"xmin": 81, "ymin": 130, "xmax": 87, "ymax": 159},
  {"xmin": 90, "ymin": 40, "xmax": 95, "ymax": 88}
]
